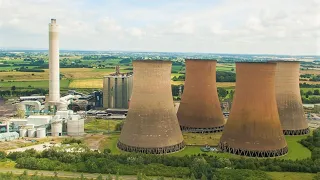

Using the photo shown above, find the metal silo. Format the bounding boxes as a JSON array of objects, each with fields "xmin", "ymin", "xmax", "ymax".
[{"xmin": 36, "ymin": 128, "xmax": 46, "ymax": 138}]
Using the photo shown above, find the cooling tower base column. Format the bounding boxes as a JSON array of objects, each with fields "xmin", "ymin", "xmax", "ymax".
[
  {"xmin": 180, "ymin": 125, "xmax": 224, "ymax": 133},
  {"xmin": 283, "ymin": 128, "xmax": 310, "ymax": 136},
  {"xmin": 117, "ymin": 141, "xmax": 186, "ymax": 154},
  {"xmin": 218, "ymin": 143, "xmax": 288, "ymax": 158}
]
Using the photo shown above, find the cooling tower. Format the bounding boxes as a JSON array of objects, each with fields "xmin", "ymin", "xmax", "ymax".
[
  {"xmin": 177, "ymin": 59, "xmax": 225, "ymax": 133},
  {"xmin": 117, "ymin": 60, "xmax": 185, "ymax": 154},
  {"xmin": 275, "ymin": 61, "xmax": 309, "ymax": 135},
  {"xmin": 218, "ymin": 62, "xmax": 288, "ymax": 157}
]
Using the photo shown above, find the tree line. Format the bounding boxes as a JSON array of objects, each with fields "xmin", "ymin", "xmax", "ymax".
[
  {"xmin": 3, "ymin": 129, "xmax": 320, "ymax": 180},
  {"xmin": 171, "ymin": 71, "xmax": 236, "ymax": 82}
]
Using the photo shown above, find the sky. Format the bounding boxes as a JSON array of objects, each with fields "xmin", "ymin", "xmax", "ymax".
[{"xmin": 0, "ymin": 0, "xmax": 319, "ymax": 55}]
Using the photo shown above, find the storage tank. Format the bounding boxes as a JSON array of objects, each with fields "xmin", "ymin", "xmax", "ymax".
[
  {"xmin": 274, "ymin": 61, "xmax": 309, "ymax": 135},
  {"xmin": 117, "ymin": 60, "xmax": 185, "ymax": 154},
  {"xmin": 67, "ymin": 117, "xmax": 84, "ymax": 136},
  {"xmin": 36, "ymin": 128, "xmax": 46, "ymax": 138},
  {"xmin": 51, "ymin": 121, "xmax": 63, "ymax": 136},
  {"xmin": 218, "ymin": 62, "xmax": 288, "ymax": 157},
  {"xmin": 19, "ymin": 128, "xmax": 27, "ymax": 137},
  {"xmin": 27, "ymin": 128, "xmax": 36, "ymax": 138},
  {"xmin": 177, "ymin": 59, "xmax": 225, "ymax": 133}
]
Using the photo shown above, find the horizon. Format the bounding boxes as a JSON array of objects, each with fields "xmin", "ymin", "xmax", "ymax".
[
  {"xmin": 0, "ymin": 48, "xmax": 319, "ymax": 57},
  {"xmin": 0, "ymin": 0, "xmax": 319, "ymax": 55}
]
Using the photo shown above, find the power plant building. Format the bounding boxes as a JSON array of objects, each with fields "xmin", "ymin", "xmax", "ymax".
[
  {"xmin": 103, "ymin": 72, "xmax": 133, "ymax": 109},
  {"xmin": 177, "ymin": 59, "xmax": 225, "ymax": 133},
  {"xmin": 117, "ymin": 60, "xmax": 185, "ymax": 154},
  {"xmin": 274, "ymin": 61, "xmax": 309, "ymax": 135},
  {"xmin": 219, "ymin": 62, "xmax": 288, "ymax": 157}
]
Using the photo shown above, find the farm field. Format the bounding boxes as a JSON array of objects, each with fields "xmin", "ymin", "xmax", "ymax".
[{"xmin": 69, "ymin": 79, "xmax": 103, "ymax": 89}]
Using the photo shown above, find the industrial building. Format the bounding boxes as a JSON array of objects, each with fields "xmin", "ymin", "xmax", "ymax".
[
  {"xmin": 218, "ymin": 62, "xmax": 288, "ymax": 157},
  {"xmin": 274, "ymin": 61, "xmax": 310, "ymax": 135},
  {"xmin": 177, "ymin": 59, "xmax": 225, "ymax": 133},
  {"xmin": 117, "ymin": 60, "xmax": 185, "ymax": 154},
  {"xmin": 103, "ymin": 66, "xmax": 133, "ymax": 109}
]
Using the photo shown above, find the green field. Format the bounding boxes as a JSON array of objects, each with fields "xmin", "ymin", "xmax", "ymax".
[
  {"xmin": 0, "ymin": 80, "xmax": 70, "ymax": 89},
  {"xmin": 101, "ymin": 130, "xmax": 311, "ymax": 160},
  {"xmin": 267, "ymin": 172, "xmax": 316, "ymax": 180},
  {"xmin": 84, "ymin": 119, "xmax": 122, "ymax": 132}
]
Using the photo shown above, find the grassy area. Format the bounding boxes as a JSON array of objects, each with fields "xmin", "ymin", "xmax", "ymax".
[
  {"xmin": 281, "ymin": 135, "xmax": 311, "ymax": 160},
  {"xmin": 0, "ymin": 80, "xmax": 70, "ymax": 88},
  {"xmin": 267, "ymin": 172, "xmax": 316, "ymax": 180},
  {"xmin": 100, "ymin": 131, "xmax": 311, "ymax": 160},
  {"xmin": 84, "ymin": 119, "xmax": 122, "ymax": 132},
  {"xmin": 183, "ymin": 132, "xmax": 222, "ymax": 146},
  {"xmin": 99, "ymin": 134, "xmax": 121, "ymax": 154}
]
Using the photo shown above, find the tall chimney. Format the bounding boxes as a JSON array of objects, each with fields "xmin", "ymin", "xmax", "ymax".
[{"xmin": 49, "ymin": 18, "xmax": 60, "ymax": 102}]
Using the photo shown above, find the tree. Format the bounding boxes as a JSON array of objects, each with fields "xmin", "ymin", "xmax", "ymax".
[
  {"xmin": 201, "ymin": 174, "xmax": 207, "ymax": 180},
  {"xmin": 96, "ymin": 174, "xmax": 103, "ymax": 180},
  {"xmin": 217, "ymin": 88, "xmax": 228, "ymax": 99},
  {"xmin": 11, "ymin": 86, "xmax": 16, "ymax": 91},
  {"xmin": 313, "ymin": 172, "xmax": 320, "ymax": 180},
  {"xmin": 312, "ymin": 148, "xmax": 320, "ymax": 160},
  {"xmin": 307, "ymin": 90, "xmax": 313, "ymax": 96},
  {"xmin": 106, "ymin": 174, "xmax": 113, "ymax": 180},
  {"xmin": 314, "ymin": 90, "xmax": 320, "ymax": 95}
]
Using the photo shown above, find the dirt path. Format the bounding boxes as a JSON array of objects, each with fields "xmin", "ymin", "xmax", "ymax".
[{"xmin": 84, "ymin": 133, "xmax": 106, "ymax": 151}]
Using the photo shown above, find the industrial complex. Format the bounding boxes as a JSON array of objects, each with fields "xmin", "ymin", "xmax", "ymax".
[
  {"xmin": 177, "ymin": 59, "xmax": 225, "ymax": 133},
  {"xmin": 0, "ymin": 18, "xmax": 317, "ymax": 158}
]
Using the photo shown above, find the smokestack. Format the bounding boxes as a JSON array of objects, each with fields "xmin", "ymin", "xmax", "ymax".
[
  {"xmin": 218, "ymin": 62, "xmax": 288, "ymax": 157},
  {"xmin": 117, "ymin": 60, "xmax": 185, "ymax": 154},
  {"xmin": 49, "ymin": 18, "xmax": 60, "ymax": 102},
  {"xmin": 275, "ymin": 61, "xmax": 309, "ymax": 135},
  {"xmin": 177, "ymin": 59, "xmax": 225, "ymax": 133}
]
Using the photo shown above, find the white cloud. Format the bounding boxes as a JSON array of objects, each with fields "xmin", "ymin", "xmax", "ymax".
[{"xmin": 0, "ymin": 0, "xmax": 319, "ymax": 55}]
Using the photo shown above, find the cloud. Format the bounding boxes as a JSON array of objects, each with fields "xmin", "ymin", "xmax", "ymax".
[{"xmin": 0, "ymin": 0, "xmax": 319, "ymax": 55}]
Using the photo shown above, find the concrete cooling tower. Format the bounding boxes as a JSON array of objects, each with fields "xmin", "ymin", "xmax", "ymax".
[
  {"xmin": 177, "ymin": 59, "xmax": 225, "ymax": 133},
  {"xmin": 117, "ymin": 60, "xmax": 185, "ymax": 154},
  {"xmin": 218, "ymin": 62, "xmax": 288, "ymax": 157},
  {"xmin": 275, "ymin": 61, "xmax": 309, "ymax": 135}
]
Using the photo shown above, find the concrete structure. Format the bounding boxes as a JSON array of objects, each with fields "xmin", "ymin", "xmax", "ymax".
[
  {"xmin": 103, "ymin": 72, "xmax": 133, "ymax": 109},
  {"xmin": 51, "ymin": 118, "xmax": 63, "ymax": 137},
  {"xmin": 19, "ymin": 129, "xmax": 27, "ymax": 137},
  {"xmin": 28, "ymin": 128, "xmax": 36, "ymax": 138},
  {"xmin": 275, "ymin": 61, "xmax": 309, "ymax": 135},
  {"xmin": 36, "ymin": 128, "xmax": 46, "ymax": 138},
  {"xmin": 67, "ymin": 115, "xmax": 84, "ymax": 136},
  {"xmin": 26, "ymin": 116, "xmax": 51, "ymax": 126},
  {"xmin": 218, "ymin": 62, "xmax": 288, "ymax": 157},
  {"xmin": 177, "ymin": 59, "xmax": 225, "ymax": 133},
  {"xmin": 48, "ymin": 18, "xmax": 60, "ymax": 103},
  {"xmin": 118, "ymin": 60, "xmax": 185, "ymax": 154}
]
